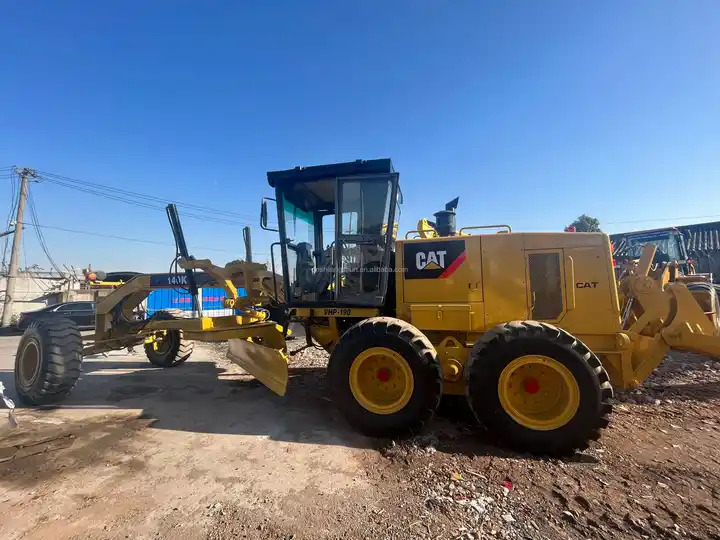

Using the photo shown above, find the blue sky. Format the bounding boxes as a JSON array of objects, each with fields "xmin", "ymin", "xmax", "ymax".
[{"xmin": 1, "ymin": 1, "xmax": 719, "ymax": 272}]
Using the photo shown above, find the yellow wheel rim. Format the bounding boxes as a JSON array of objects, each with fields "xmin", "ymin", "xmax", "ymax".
[
  {"xmin": 349, "ymin": 347, "xmax": 414, "ymax": 415},
  {"xmin": 153, "ymin": 332, "xmax": 171, "ymax": 353},
  {"xmin": 498, "ymin": 355, "xmax": 580, "ymax": 431}
]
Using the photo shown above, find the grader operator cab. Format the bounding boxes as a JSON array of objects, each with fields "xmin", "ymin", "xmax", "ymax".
[
  {"xmin": 261, "ymin": 158, "xmax": 400, "ymax": 308},
  {"xmin": 13, "ymin": 158, "xmax": 720, "ymax": 457}
]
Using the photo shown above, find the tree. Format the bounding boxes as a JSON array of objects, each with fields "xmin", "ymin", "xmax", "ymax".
[{"xmin": 568, "ymin": 214, "xmax": 601, "ymax": 232}]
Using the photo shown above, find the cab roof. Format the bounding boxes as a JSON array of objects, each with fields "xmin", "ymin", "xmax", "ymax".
[{"xmin": 267, "ymin": 158, "xmax": 394, "ymax": 188}]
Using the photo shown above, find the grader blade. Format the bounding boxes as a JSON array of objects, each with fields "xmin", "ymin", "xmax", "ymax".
[{"xmin": 227, "ymin": 338, "xmax": 289, "ymax": 396}]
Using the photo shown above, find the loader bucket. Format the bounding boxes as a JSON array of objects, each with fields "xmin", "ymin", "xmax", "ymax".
[{"xmin": 227, "ymin": 338, "xmax": 289, "ymax": 396}]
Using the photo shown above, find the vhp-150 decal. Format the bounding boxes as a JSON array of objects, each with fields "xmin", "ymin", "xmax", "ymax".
[{"xmin": 404, "ymin": 240, "xmax": 466, "ymax": 279}]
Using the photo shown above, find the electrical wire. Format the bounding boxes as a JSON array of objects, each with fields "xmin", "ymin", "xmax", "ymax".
[
  {"xmin": 37, "ymin": 170, "xmax": 261, "ymax": 222},
  {"xmin": 606, "ymin": 214, "xmax": 720, "ymax": 226},
  {"xmin": 39, "ymin": 175, "xmax": 255, "ymax": 226},
  {"xmin": 2, "ymin": 168, "xmax": 19, "ymax": 270},
  {"xmin": 9, "ymin": 169, "xmax": 281, "ymax": 229},
  {"xmin": 26, "ymin": 268, "xmax": 50, "ymax": 292},
  {"xmin": 4, "ymin": 171, "xmax": 18, "ymax": 224},
  {"xmin": 41, "ymin": 169, "xmax": 261, "ymax": 219},
  {"xmin": 21, "ymin": 230, "xmax": 30, "ymax": 300},
  {"xmin": 17, "ymin": 222, "xmax": 237, "ymax": 253},
  {"xmin": 27, "ymin": 187, "xmax": 65, "ymax": 276}
]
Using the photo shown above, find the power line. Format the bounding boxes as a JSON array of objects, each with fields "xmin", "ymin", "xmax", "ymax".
[
  {"xmin": 37, "ymin": 170, "xmax": 261, "ymax": 222},
  {"xmin": 21, "ymin": 229, "xmax": 31, "ymax": 299},
  {"xmin": 17, "ymin": 221, "xmax": 268, "ymax": 255},
  {"xmin": 27, "ymin": 187, "xmax": 64, "ymax": 275},
  {"xmin": 606, "ymin": 214, "xmax": 720, "ymax": 226},
  {"xmin": 2, "ymin": 169, "xmax": 19, "ymax": 270},
  {"xmin": 7, "ymin": 170, "xmax": 280, "ymax": 228},
  {"xmin": 39, "ymin": 175, "xmax": 257, "ymax": 226}
]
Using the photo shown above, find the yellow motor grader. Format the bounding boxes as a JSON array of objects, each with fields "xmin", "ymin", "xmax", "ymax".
[{"xmin": 13, "ymin": 159, "xmax": 720, "ymax": 456}]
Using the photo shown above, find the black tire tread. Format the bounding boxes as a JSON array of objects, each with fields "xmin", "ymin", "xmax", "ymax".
[
  {"xmin": 144, "ymin": 330, "xmax": 194, "ymax": 367},
  {"xmin": 14, "ymin": 318, "xmax": 83, "ymax": 405},
  {"xmin": 328, "ymin": 316, "xmax": 443, "ymax": 438},
  {"xmin": 465, "ymin": 320, "xmax": 613, "ymax": 457}
]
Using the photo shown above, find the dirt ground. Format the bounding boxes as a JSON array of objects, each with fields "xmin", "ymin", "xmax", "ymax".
[{"xmin": 1, "ymin": 333, "xmax": 719, "ymax": 540}]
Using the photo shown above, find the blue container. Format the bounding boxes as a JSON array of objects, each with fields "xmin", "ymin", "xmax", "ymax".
[
  {"xmin": 146, "ymin": 286, "xmax": 247, "ymax": 317},
  {"xmin": 200, "ymin": 287, "xmax": 247, "ymax": 310},
  {"xmin": 146, "ymin": 288, "xmax": 195, "ymax": 315}
]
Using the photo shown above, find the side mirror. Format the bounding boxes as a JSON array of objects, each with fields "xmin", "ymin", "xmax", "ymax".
[
  {"xmin": 260, "ymin": 198, "xmax": 278, "ymax": 232},
  {"xmin": 260, "ymin": 200, "xmax": 268, "ymax": 227}
]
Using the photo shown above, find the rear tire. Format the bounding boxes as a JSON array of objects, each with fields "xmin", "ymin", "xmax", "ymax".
[
  {"xmin": 328, "ymin": 317, "xmax": 443, "ymax": 437},
  {"xmin": 465, "ymin": 321, "xmax": 613, "ymax": 457},
  {"xmin": 14, "ymin": 318, "xmax": 83, "ymax": 405},
  {"xmin": 144, "ymin": 330, "xmax": 193, "ymax": 367}
]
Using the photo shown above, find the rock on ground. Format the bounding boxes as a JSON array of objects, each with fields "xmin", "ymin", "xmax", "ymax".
[{"xmin": 0, "ymin": 336, "xmax": 718, "ymax": 540}]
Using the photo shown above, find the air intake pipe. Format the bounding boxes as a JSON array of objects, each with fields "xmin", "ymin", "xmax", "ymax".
[{"xmin": 433, "ymin": 197, "xmax": 459, "ymax": 237}]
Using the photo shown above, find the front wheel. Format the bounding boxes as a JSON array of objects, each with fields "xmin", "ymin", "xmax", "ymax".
[
  {"xmin": 328, "ymin": 317, "xmax": 443, "ymax": 437},
  {"xmin": 14, "ymin": 318, "xmax": 83, "ymax": 405},
  {"xmin": 465, "ymin": 321, "xmax": 613, "ymax": 457},
  {"xmin": 144, "ymin": 330, "xmax": 193, "ymax": 367}
]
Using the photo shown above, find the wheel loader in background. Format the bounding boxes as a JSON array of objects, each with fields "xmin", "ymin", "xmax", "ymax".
[{"xmin": 13, "ymin": 159, "xmax": 720, "ymax": 457}]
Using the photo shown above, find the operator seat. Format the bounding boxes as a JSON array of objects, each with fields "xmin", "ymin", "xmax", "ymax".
[
  {"xmin": 311, "ymin": 245, "xmax": 334, "ymax": 297},
  {"xmin": 295, "ymin": 242, "xmax": 315, "ymax": 296},
  {"xmin": 295, "ymin": 242, "xmax": 335, "ymax": 299}
]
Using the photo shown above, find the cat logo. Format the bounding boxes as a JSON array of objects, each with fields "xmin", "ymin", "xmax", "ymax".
[
  {"xmin": 416, "ymin": 250, "xmax": 447, "ymax": 271},
  {"xmin": 404, "ymin": 240, "xmax": 466, "ymax": 280}
]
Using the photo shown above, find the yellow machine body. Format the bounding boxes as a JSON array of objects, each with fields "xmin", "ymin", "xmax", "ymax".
[
  {"xmin": 18, "ymin": 159, "xmax": 720, "ymax": 456},
  {"xmin": 88, "ymin": 258, "xmax": 291, "ymax": 395},
  {"xmin": 394, "ymin": 231, "xmax": 620, "ymax": 393},
  {"xmin": 297, "ymin": 233, "xmax": 719, "ymax": 397}
]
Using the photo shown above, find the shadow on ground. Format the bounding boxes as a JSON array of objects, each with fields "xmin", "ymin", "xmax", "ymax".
[
  {"xmin": 1, "ymin": 355, "xmax": 377, "ymax": 450},
  {"xmin": 0, "ymin": 355, "xmax": 518, "ymax": 457},
  {"xmin": 10, "ymin": 347, "xmax": 713, "ymax": 460}
]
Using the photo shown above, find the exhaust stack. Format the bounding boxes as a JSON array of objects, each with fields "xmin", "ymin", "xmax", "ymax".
[{"xmin": 433, "ymin": 197, "xmax": 459, "ymax": 237}]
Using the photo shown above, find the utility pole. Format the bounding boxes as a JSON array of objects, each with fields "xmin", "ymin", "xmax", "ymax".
[{"xmin": 1, "ymin": 168, "xmax": 36, "ymax": 327}]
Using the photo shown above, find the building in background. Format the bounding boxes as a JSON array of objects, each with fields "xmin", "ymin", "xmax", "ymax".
[
  {"xmin": 0, "ymin": 270, "xmax": 86, "ymax": 321},
  {"xmin": 610, "ymin": 220, "xmax": 720, "ymax": 280}
]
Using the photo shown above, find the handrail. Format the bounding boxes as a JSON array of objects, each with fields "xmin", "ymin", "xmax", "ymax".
[
  {"xmin": 459, "ymin": 224, "xmax": 512, "ymax": 234},
  {"xmin": 405, "ymin": 224, "xmax": 513, "ymax": 238}
]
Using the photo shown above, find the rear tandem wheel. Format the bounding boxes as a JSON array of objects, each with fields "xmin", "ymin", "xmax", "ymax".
[{"xmin": 465, "ymin": 321, "xmax": 614, "ymax": 457}]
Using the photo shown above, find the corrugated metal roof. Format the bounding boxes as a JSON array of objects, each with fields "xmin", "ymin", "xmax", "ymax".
[
  {"xmin": 684, "ymin": 223, "xmax": 720, "ymax": 254},
  {"xmin": 610, "ymin": 221, "xmax": 720, "ymax": 256},
  {"xmin": 612, "ymin": 238, "xmax": 630, "ymax": 258}
]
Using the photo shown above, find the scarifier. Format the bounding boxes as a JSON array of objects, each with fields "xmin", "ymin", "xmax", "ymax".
[{"xmin": 14, "ymin": 159, "xmax": 720, "ymax": 456}]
